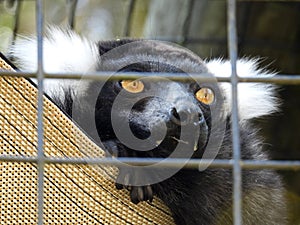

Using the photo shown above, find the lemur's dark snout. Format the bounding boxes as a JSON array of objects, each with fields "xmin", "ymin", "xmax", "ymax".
[{"xmin": 170, "ymin": 107, "xmax": 203, "ymax": 126}]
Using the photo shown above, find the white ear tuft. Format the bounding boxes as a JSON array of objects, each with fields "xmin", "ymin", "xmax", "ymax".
[
  {"xmin": 9, "ymin": 26, "xmax": 99, "ymax": 100},
  {"xmin": 10, "ymin": 26, "xmax": 99, "ymax": 73},
  {"xmin": 206, "ymin": 59, "xmax": 279, "ymax": 122}
]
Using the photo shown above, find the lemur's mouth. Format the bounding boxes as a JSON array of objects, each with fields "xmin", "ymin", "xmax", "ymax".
[{"xmin": 113, "ymin": 114, "xmax": 208, "ymax": 160}]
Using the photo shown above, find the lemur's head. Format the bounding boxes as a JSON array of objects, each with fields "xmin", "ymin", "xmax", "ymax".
[{"xmin": 88, "ymin": 39, "xmax": 226, "ymax": 160}]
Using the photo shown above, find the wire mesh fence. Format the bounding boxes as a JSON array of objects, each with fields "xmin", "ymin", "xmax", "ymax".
[{"xmin": 1, "ymin": 0, "xmax": 300, "ymax": 225}]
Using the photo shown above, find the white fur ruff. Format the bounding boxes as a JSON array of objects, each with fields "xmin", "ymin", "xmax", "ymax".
[
  {"xmin": 206, "ymin": 59, "xmax": 278, "ymax": 122},
  {"xmin": 10, "ymin": 27, "xmax": 99, "ymax": 99},
  {"xmin": 10, "ymin": 27, "xmax": 278, "ymax": 123}
]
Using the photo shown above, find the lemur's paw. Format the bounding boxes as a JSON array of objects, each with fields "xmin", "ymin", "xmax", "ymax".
[
  {"xmin": 115, "ymin": 168, "xmax": 132, "ymax": 190},
  {"xmin": 115, "ymin": 167, "xmax": 153, "ymax": 204},
  {"xmin": 130, "ymin": 185, "xmax": 153, "ymax": 204}
]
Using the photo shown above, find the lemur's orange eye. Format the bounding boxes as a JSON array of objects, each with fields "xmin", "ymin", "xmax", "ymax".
[
  {"xmin": 121, "ymin": 80, "xmax": 144, "ymax": 93},
  {"xmin": 195, "ymin": 87, "xmax": 215, "ymax": 105}
]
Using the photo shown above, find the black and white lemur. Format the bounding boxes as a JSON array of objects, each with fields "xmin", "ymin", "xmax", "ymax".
[{"xmin": 10, "ymin": 27, "xmax": 287, "ymax": 225}]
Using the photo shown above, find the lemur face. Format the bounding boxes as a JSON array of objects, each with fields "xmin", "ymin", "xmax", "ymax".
[{"xmin": 95, "ymin": 61, "xmax": 215, "ymax": 160}]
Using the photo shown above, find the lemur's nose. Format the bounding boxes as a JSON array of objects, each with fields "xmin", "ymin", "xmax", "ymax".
[{"xmin": 170, "ymin": 107, "xmax": 202, "ymax": 126}]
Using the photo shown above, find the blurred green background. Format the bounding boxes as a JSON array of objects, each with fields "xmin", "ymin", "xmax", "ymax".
[{"xmin": 0, "ymin": 0, "xmax": 299, "ymax": 224}]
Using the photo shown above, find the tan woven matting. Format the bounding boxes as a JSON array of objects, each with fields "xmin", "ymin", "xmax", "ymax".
[{"xmin": 0, "ymin": 55, "xmax": 175, "ymax": 225}]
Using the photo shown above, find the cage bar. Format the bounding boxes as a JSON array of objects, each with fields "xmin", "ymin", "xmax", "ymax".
[{"xmin": 36, "ymin": 0, "xmax": 45, "ymax": 224}]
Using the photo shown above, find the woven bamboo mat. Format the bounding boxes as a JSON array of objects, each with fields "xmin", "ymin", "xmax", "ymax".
[{"xmin": 0, "ymin": 55, "xmax": 175, "ymax": 225}]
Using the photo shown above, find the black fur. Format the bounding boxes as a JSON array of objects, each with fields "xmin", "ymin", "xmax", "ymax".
[{"xmin": 54, "ymin": 40, "xmax": 287, "ymax": 225}]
